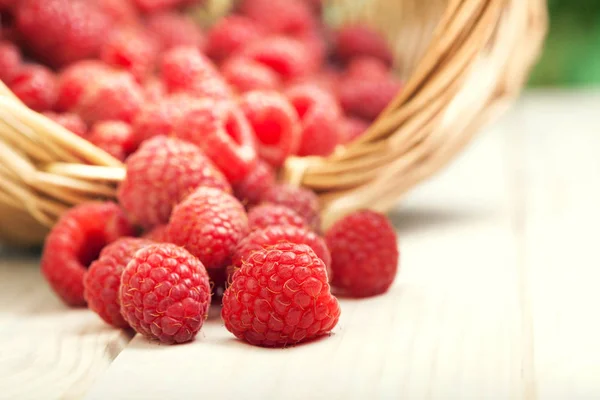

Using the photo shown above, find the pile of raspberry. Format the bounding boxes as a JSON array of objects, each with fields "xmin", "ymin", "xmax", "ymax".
[{"xmin": 6, "ymin": 0, "xmax": 402, "ymax": 347}]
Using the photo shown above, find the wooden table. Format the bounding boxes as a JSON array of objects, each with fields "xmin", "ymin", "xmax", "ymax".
[{"xmin": 2, "ymin": 90, "xmax": 599, "ymax": 400}]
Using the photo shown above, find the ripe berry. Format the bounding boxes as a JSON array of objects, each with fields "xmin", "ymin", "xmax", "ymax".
[
  {"xmin": 118, "ymin": 136, "xmax": 231, "ymax": 228},
  {"xmin": 344, "ymin": 56, "xmax": 390, "ymax": 81},
  {"xmin": 143, "ymin": 224, "xmax": 170, "ymax": 243},
  {"xmin": 326, "ymin": 210, "xmax": 399, "ymax": 297},
  {"xmin": 41, "ymin": 202, "xmax": 135, "ymax": 306},
  {"xmin": 100, "ymin": 27, "xmax": 158, "ymax": 81},
  {"xmin": 76, "ymin": 71, "xmax": 145, "ymax": 125},
  {"xmin": 334, "ymin": 24, "xmax": 394, "ymax": 65},
  {"xmin": 88, "ymin": 121, "xmax": 136, "ymax": 161},
  {"xmin": 0, "ymin": 40, "xmax": 22, "ymax": 83},
  {"xmin": 92, "ymin": 0, "xmax": 139, "ymax": 25},
  {"xmin": 233, "ymin": 225, "xmax": 331, "ymax": 273},
  {"xmin": 10, "ymin": 64, "xmax": 57, "ymax": 112},
  {"xmin": 174, "ymin": 100, "xmax": 257, "ymax": 183},
  {"xmin": 120, "ymin": 243, "xmax": 211, "ymax": 344},
  {"xmin": 132, "ymin": 0, "xmax": 185, "ymax": 14},
  {"xmin": 248, "ymin": 204, "xmax": 307, "ymax": 231},
  {"xmin": 238, "ymin": 0, "xmax": 315, "ymax": 37},
  {"xmin": 222, "ymin": 242, "xmax": 340, "ymax": 347},
  {"xmin": 56, "ymin": 60, "xmax": 112, "ymax": 112},
  {"xmin": 146, "ymin": 12, "xmax": 206, "ymax": 51},
  {"xmin": 233, "ymin": 159, "xmax": 276, "ymax": 208},
  {"xmin": 286, "ymin": 84, "xmax": 342, "ymax": 157},
  {"xmin": 239, "ymin": 90, "xmax": 300, "ymax": 167},
  {"xmin": 338, "ymin": 77, "xmax": 402, "ymax": 121},
  {"xmin": 84, "ymin": 237, "xmax": 153, "ymax": 328},
  {"xmin": 168, "ymin": 187, "xmax": 249, "ymax": 271},
  {"xmin": 205, "ymin": 16, "xmax": 263, "ymax": 62},
  {"xmin": 16, "ymin": 0, "xmax": 111, "ymax": 67},
  {"xmin": 42, "ymin": 112, "xmax": 88, "ymax": 138},
  {"xmin": 262, "ymin": 184, "xmax": 321, "ymax": 232},
  {"xmin": 340, "ymin": 116, "xmax": 369, "ymax": 144},
  {"xmin": 221, "ymin": 57, "xmax": 280, "ymax": 93},
  {"xmin": 142, "ymin": 77, "xmax": 166, "ymax": 103}
]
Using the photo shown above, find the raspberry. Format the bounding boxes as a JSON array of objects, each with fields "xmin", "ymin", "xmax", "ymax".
[
  {"xmin": 118, "ymin": 136, "xmax": 231, "ymax": 228},
  {"xmin": 84, "ymin": 237, "xmax": 153, "ymax": 328},
  {"xmin": 338, "ymin": 77, "xmax": 402, "ymax": 121},
  {"xmin": 120, "ymin": 243, "xmax": 211, "ymax": 344},
  {"xmin": 174, "ymin": 100, "xmax": 257, "ymax": 183},
  {"xmin": 334, "ymin": 24, "xmax": 394, "ymax": 65},
  {"xmin": 9, "ymin": 65, "xmax": 57, "ymax": 112},
  {"xmin": 100, "ymin": 27, "xmax": 158, "ymax": 81},
  {"xmin": 326, "ymin": 210, "xmax": 399, "ymax": 297},
  {"xmin": 56, "ymin": 60, "xmax": 112, "ymax": 112},
  {"xmin": 88, "ymin": 121, "xmax": 135, "ymax": 161},
  {"xmin": 241, "ymin": 36, "xmax": 314, "ymax": 82},
  {"xmin": 233, "ymin": 159, "xmax": 276, "ymax": 208},
  {"xmin": 247, "ymin": 204, "xmax": 307, "ymax": 232},
  {"xmin": 76, "ymin": 71, "xmax": 144, "ymax": 125},
  {"xmin": 92, "ymin": 0, "xmax": 139, "ymax": 24},
  {"xmin": 142, "ymin": 77, "xmax": 166, "ymax": 103},
  {"xmin": 143, "ymin": 224, "xmax": 170, "ymax": 242},
  {"xmin": 16, "ymin": 0, "xmax": 111, "ymax": 67},
  {"xmin": 222, "ymin": 242, "xmax": 340, "ymax": 347},
  {"xmin": 0, "ymin": 40, "xmax": 21, "ymax": 83},
  {"xmin": 42, "ymin": 112, "xmax": 88, "ymax": 138},
  {"xmin": 262, "ymin": 184, "xmax": 321, "ymax": 232},
  {"xmin": 233, "ymin": 225, "xmax": 331, "ymax": 272},
  {"xmin": 132, "ymin": 0, "xmax": 184, "ymax": 13},
  {"xmin": 239, "ymin": 90, "xmax": 300, "ymax": 167},
  {"xmin": 344, "ymin": 56, "xmax": 390, "ymax": 81},
  {"xmin": 221, "ymin": 57, "xmax": 280, "ymax": 94},
  {"xmin": 340, "ymin": 116, "xmax": 369, "ymax": 144},
  {"xmin": 238, "ymin": 0, "xmax": 315, "ymax": 36},
  {"xmin": 41, "ymin": 202, "xmax": 135, "ymax": 306},
  {"xmin": 286, "ymin": 84, "xmax": 342, "ymax": 157},
  {"xmin": 146, "ymin": 12, "xmax": 206, "ymax": 51},
  {"xmin": 205, "ymin": 16, "xmax": 263, "ymax": 62},
  {"xmin": 167, "ymin": 187, "xmax": 249, "ymax": 271}
]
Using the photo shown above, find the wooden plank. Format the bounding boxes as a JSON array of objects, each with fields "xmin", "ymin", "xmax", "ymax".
[
  {"xmin": 0, "ymin": 254, "xmax": 132, "ymax": 400},
  {"xmin": 85, "ymin": 121, "xmax": 528, "ymax": 399}
]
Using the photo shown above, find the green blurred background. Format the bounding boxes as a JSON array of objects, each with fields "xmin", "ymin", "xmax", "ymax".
[{"xmin": 529, "ymin": 0, "xmax": 600, "ymax": 87}]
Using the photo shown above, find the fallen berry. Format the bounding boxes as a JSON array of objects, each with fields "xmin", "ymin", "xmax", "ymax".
[
  {"xmin": 168, "ymin": 187, "xmax": 249, "ymax": 271},
  {"xmin": 118, "ymin": 136, "xmax": 231, "ymax": 228},
  {"xmin": 262, "ymin": 183, "xmax": 321, "ymax": 232},
  {"xmin": 146, "ymin": 12, "xmax": 206, "ymax": 51},
  {"xmin": 88, "ymin": 121, "xmax": 136, "ymax": 161},
  {"xmin": 10, "ymin": 64, "xmax": 57, "ymax": 112},
  {"xmin": 233, "ymin": 159, "xmax": 276, "ymax": 208},
  {"xmin": 334, "ymin": 24, "xmax": 394, "ymax": 65},
  {"xmin": 0, "ymin": 40, "xmax": 22, "ymax": 83},
  {"xmin": 206, "ymin": 16, "xmax": 263, "ymax": 62},
  {"xmin": 338, "ymin": 77, "xmax": 401, "ymax": 121},
  {"xmin": 247, "ymin": 203, "xmax": 307, "ymax": 231},
  {"xmin": 42, "ymin": 112, "xmax": 88, "ymax": 138},
  {"xmin": 84, "ymin": 237, "xmax": 153, "ymax": 328},
  {"xmin": 222, "ymin": 242, "xmax": 340, "ymax": 347},
  {"xmin": 326, "ymin": 210, "xmax": 399, "ymax": 297},
  {"xmin": 239, "ymin": 90, "xmax": 300, "ymax": 167},
  {"xmin": 41, "ymin": 202, "xmax": 135, "ymax": 306},
  {"xmin": 100, "ymin": 27, "xmax": 158, "ymax": 81},
  {"xmin": 55, "ymin": 60, "xmax": 112, "ymax": 112},
  {"xmin": 221, "ymin": 57, "xmax": 280, "ymax": 93},
  {"xmin": 120, "ymin": 243, "xmax": 211, "ymax": 344}
]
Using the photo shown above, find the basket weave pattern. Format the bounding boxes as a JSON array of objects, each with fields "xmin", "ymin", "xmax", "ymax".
[{"xmin": 0, "ymin": 0, "xmax": 547, "ymax": 246}]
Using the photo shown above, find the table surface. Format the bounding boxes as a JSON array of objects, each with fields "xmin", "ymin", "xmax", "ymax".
[{"xmin": 1, "ymin": 90, "xmax": 599, "ymax": 400}]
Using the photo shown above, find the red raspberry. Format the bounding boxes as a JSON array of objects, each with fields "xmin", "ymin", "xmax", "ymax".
[
  {"xmin": 248, "ymin": 204, "xmax": 307, "ymax": 232},
  {"xmin": 238, "ymin": 0, "xmax": 315, "ymax": 36},
  {"xmin": 233, "ymin": 225, "xmax": 330, "ymax": 272},
  {"xmin": 88, "ymin": 121, "xmax": 135, "ymax": 161},
  {"xmin": 0, "ymin": 40, "xmax": 22, "ymax": 83},
  {"xmin": 205, "ymin": 16, "xmax": 263, "ymax": 62},
  {"xmin": 222, "ymin": 242, "xmax": 340, "ymax": 347},
  {"xmin": 120, "ymin": 243, "xmax": 211, "ymax": 344},
  {"xmin": 334, "ymin": 24, "xmax": 394, "ymax": 65},
  {"xmin": 340, "ymin": 116, "xmax": 369, "ymax": 144},
  {"xmin": 84, "ymin": 237, "xmax": 153, "ymax": 328},
  {"xmin": 344, "ymin": 56, "xmax": 390, "ymax": 81},
  {"xmin": 241, "ymin": 36, "xmax": 314, "ymax": 82},
  {"xmin": 338, "ymin": 77, "xmax": 402, "ymax": 121},
  {"xmin": 168, "ymin": 187, "xmax": 249, "ymax": 271},
  {"xmin": 132, "ymin": 0, "xmax": 185, "ymax": 13},
  {"xmin": 233, "ymin": 159, "xmax": 276, "ymax": 208},
  {"xmin": 16, "ymin": 0, "xmax": 111, "ymax": 67},
  {"xmin": 118, "ymin": 136, "xmax": 231, "ymax": 228},
  {"xmin": 56, "ymin": 60, "xmax": 112, "ymax": 112},
  {"xmin": 221, "ymin": 57, "xmax": 280, "ymax": 93},
  {"xmin": 100, "ymin": 27, "xmax": 158, "ymax": 81},
  {"xmin": 10, "ymin": 65, "xmax": 57, "ymax": 112},
  {"xmin": 239, "ymin": 90, "xmax": 300, "ymax": 168},
  {"xmin": 174, "ymin": 100, "xmax": 257, "ymax": 183},
  {"xmin": 146, "ymin": 12, "xmax": 206, "ymax": 51},
  {"xmin": 262, "ymin": 183, "xmax": 321, "ymax": 232},
  {"xmin": 286, "ymin": 83, "xmax": 342, "ymax": 157},
  {"xmin": 142, "ymin": 77, "xmax": 166, "ymax": 103},
  {"xmin": 92, "ymin": 0, "xmax": 139, "ymax": 24},
  {"xmin": 42, "ymin": 112, "xmax": 88, "ymax": 138},
  {"xmin": 326, "ymin": 210, "xmax": 399, "ymax": 297},
  {"xmin": 41, "ymin": 202, "xmax": 135, "ymax": 306},
  {"xmin": 76, "ymin": 71, "xmax": 144, "ymax": 125},
  {"xmin": 142, "ymin": 224, "xmax": 170, "ymax": 242},
  {"xmin": 292, "ymin": 68, "xmax": 342, "ymax": 94}
]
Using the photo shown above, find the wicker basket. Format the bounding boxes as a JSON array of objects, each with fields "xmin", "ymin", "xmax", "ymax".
[{"xmin": 0, "ymin": 0, "xmax": 547, "ymax": 247}]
